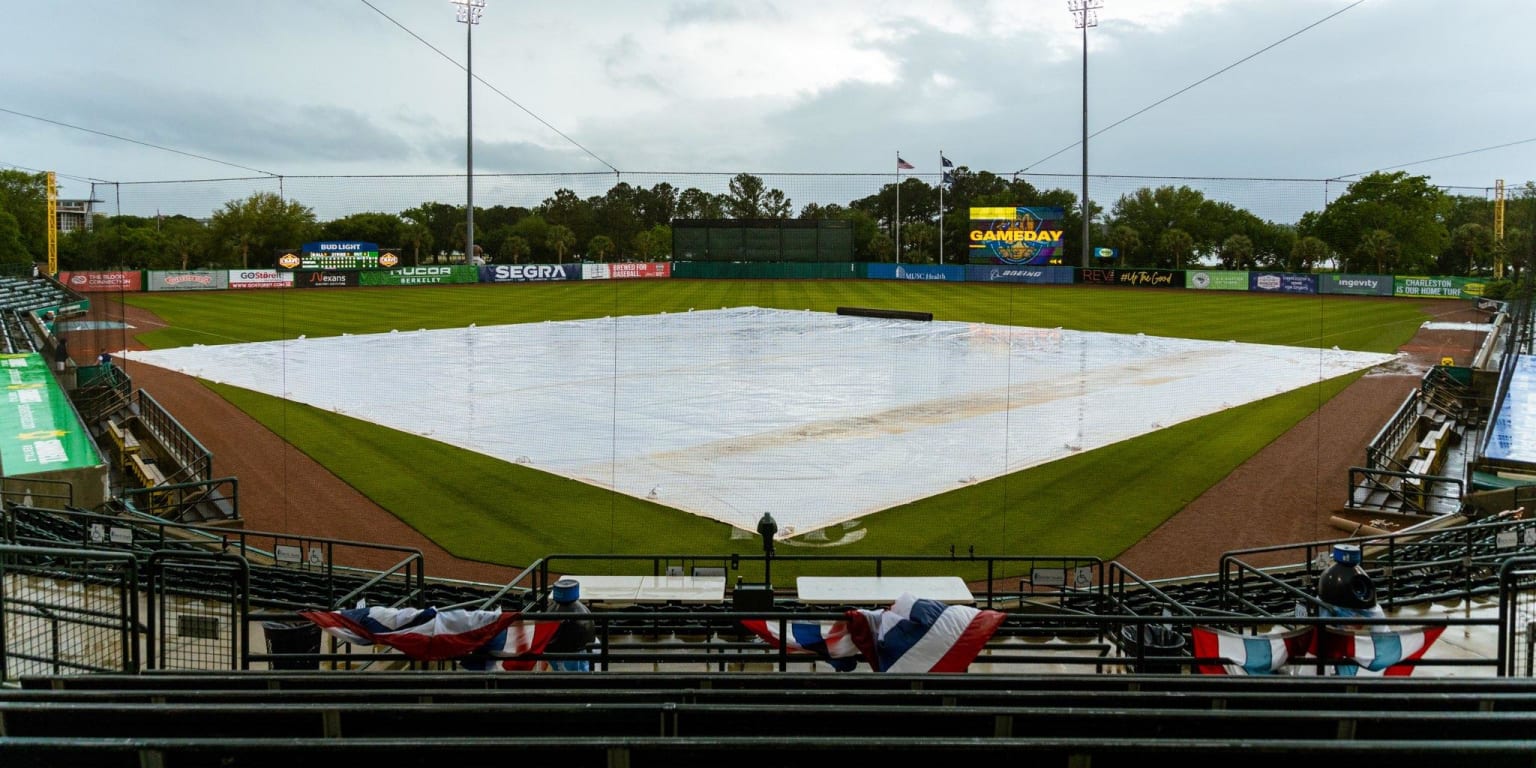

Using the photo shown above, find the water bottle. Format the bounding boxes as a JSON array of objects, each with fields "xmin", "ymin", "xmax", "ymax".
[
  {"xmin": 545, "ymin": 578, "xmax": 596, "ymax": 671},
  {"xmin": 1317, "ymin": 543, "xmax": 1383, "ymax": 622}
]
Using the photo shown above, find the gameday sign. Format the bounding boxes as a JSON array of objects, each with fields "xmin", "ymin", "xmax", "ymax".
[{"xmin": 968, "ymin": 206, "xmax": 1066, "ymax": 265}]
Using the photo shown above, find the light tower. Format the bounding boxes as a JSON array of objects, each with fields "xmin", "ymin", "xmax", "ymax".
[
  {"xmin": 1068, "ymin": 0, "xmax": 1102, "ymax": 269},
  {"xmin": 451, "ymin": 0, "xmax": 485, "ymax": 264}
]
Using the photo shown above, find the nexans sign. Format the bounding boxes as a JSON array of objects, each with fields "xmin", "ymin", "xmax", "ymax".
[{"xmin": 483, "ymin": 264, "xmax": 580, "ymax": 283}]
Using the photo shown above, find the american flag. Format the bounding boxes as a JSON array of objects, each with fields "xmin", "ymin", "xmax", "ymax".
[
  {"xmin": 301, "ymin": 605, "xmax": 559, "ymax": 667},
  {"xmin": 846, "ymin": 592, "xmax": 1005, "ymax": 673},
  {"xmin": 1192, "ymin": 626, "xmax": 1314, "ymax": 675},
  {"xmin": 739, "ymin": 618, "xmax": 862, "ymax": 671}
]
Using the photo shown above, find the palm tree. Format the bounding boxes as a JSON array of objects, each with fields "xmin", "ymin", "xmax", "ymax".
[
  {"xmin": 1355, "ymin": 229, "xmax": 1399, "ymax": 275},
  {"xmin": 547, "ymin": 225, "xmax": 576, "ymax": 264},
  {"xmin": 1158, "ymin": 228, "xmax": 1194, "ymax": 270},
  {"xmin": 402, "ymin": 220, "xmax": 433, "ymax": 266},
  {"xmin": 588, "ymin": 235, "xmax": 616, "ymax": 262},
  {"xmin": 500, "ymin": 234, "xmax": 530, "ymax": 264}
]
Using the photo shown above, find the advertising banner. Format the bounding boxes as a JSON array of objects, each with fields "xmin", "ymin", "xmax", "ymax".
[
  {"xmin": 1318, "ymin": 274, "xmax": 1393, "ymax": 296},
  {"xmin": 57, "ymin": 271, "xmax": 141, "ymax": 293},
  {"xmin": 291, "ymin": 270, "xmax": 360, "ymax": 289},
  {"xmin": 147, "ymin": 271, "xmax": 229, "ymax": 292},
  {"xmin": 867, "ymin": 264, "xmax": 966, "ymax": 282},
  {"xmin": 581, "ymin": 263, "xmax": 672, "ymax": 280},
  {"xmin": 1076, "ymin": 268, "xmax": 1182, "ymax": 288},
  {"xmin": 228, "ymin": 269, "xmax": 293, "ymax": 290},
  {"xmin": 1249, "ymin": 272, "xmax": 1318, "ymax": 294},
  {"xmin": 480, "ymin": 264, "xmax": 582, "ymax": 283},
  {"xmin": 358, "ymin": 266, "xmax": 479, "ymax": 286},
  {"xmin": 1394, "ymin": 276, "xmax": 1486, "ymax": 299},
  {"xmin": 1186, "ymin": 270, "xmax": 1250, "ymax": 291},
  {"xmin": 0, "ymin": 353, "xmax": 100, "ymax": 473},
  {"xmin": 967, "ymin": 206, "xmax": 1067, "ymax": 265},
  {"xmin": 965, "ymin": 265, "xmax": 1075, "ymax": 284},
  {"xmin": 611, "ymin": 262, "xmax": 671, "ymax": 279}
]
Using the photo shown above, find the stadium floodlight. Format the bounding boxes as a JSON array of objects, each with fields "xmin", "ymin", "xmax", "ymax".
[
  {"xmin": 451, "ymin": 0, "xmax": 486, "ymax": 266},
  {"xmin": 1069, "ymin": 0, "xmax": 1102, "ymax": 269}
]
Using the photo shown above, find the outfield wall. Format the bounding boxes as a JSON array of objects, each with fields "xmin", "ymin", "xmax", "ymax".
[{"xmin": 55, "ymin": 264, "xmax": 1496, "ymax": 300}]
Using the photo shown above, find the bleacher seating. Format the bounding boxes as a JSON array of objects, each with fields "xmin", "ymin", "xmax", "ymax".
[{"xmin": 5, "ymin": 673, "xmax": 1536, "ymax": 766}]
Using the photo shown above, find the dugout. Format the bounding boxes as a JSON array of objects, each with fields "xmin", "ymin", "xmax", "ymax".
[{"xmin": 672, "ymin": 219, "xmax": 853, "ymax": 262}]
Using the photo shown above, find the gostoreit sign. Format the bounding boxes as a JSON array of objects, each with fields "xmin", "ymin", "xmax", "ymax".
[{"xmin": 0, "ymin": 353, "xmax": 99, "ymax": 474}]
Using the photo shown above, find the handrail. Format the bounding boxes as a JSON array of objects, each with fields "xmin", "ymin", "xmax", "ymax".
[
  {"xmin": 133, "ymin": 390, "xmax": 213, "ymax": 485},
  {"xmin": 533, "ymin": 552, "xmax": 1107, "ymax": 610},
  {"xmin": 1346, "ymin": 466, "xmax": 1465, "ymax": 515},
  {"xmin": 334, "ymin": 551, "xmax": 426, "ymax": 611},
  {"xmin": 1366, "ymin": 390, "xmax": 1421, "ymax": 471}
]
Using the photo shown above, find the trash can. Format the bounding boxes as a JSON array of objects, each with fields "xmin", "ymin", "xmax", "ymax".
[
  {"xmin": 262, "ymin": 621, "xmax": 321, "ymax": 670},
  {"xmin": 1120, "ymin": 624, "xmax": 1187, "ymax": 674},
  {"xmin": 732, "ymin": 583, "xmax": 775, "ymax": 612}
]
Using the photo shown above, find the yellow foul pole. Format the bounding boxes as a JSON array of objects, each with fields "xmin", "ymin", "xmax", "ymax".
[
  {"xmin": 45, "ymin": 171, "xmax": 57, "ymax": 277},
  {"xmin": 1494, "ymin": 179, "xmax": 1506, "ymax": 279}
]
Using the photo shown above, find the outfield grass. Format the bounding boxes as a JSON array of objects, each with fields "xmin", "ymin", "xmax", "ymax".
[{"xmin": 122, "ymin": 281, "xmax": 1432, "ymax": 579}]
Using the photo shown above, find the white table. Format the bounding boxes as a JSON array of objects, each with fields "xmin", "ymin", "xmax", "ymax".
[
  {"xmin": 559, "ymin": 575, "xmax": 727, "ymax": 604},
  {"xmin": 559, "ymin": 575, "xmax": 644, "ymax": 603},
  {"xmin": 635, "ymin": 575, "xmax": 726, "ymax": 603},
  {"xmin": 795, "ymin": 576, "xmax": 975, "ymax": 605}
]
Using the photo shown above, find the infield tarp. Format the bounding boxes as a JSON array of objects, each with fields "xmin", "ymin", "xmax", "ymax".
[{"xmin": 119, "ymin": 308, "xmax": 1396, "ymax": 536}]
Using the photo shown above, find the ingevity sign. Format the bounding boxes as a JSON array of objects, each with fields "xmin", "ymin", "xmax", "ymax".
[{"xmin": 1319, "ymin": 274, "xmax": 1393, "ymax": 296}]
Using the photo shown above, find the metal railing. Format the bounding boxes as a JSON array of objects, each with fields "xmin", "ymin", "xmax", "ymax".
[
  {"xmin": 1346, "ymin": 466, "xmax": 1466, "ymax": 515},
  {"xmin": 132, "ymin": 390, "xmax": 213, "ymax": 486},
  {"xmin": 0, "ymin": 543, "xmax": 141, "ymax": 680},
  {"xmin": 1365, "ymin": 390, "xmax": 1420, "ymax": 472}
]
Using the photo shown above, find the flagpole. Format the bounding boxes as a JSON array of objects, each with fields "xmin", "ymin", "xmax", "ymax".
[
  {"xmin": 938, "ymin": 151, "xmax": 945, "ymax": 266},
  {"xmin": 895, "ymin": 151, "xmax": 902, "ymax": 264}
]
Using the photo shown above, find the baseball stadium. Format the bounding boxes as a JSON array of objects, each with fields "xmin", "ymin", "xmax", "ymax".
[
  {"xmin": 1, "ymin": 163, "xmax": 1536, "ymax": 764},
  {"xmin": 7, "ymin": 0, "xmax": 1536, "ymax": 751}
]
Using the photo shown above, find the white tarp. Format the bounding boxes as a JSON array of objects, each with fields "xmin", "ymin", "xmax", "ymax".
[{"xmin": 120, "ymin": 307, "xmax": 1396, "ymax": 535}]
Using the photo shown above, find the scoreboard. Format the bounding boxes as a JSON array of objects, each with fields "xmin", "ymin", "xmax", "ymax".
[{"xmin": 276, "ymin": 241, "xmax": 400, "ymax": 270}]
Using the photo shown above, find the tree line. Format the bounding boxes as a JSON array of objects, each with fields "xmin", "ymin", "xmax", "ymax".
[{"xmin": 0, "ymin": 168, "xmax": 1528, "ymax": 278}]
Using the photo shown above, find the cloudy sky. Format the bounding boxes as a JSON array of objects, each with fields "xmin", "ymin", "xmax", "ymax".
[{"xmin": 3, "ymin": 0, "xmax": 1532, "ymax": 215}]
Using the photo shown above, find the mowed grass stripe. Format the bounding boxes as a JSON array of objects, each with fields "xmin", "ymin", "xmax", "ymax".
[{"xmin": 123, "ymin": 282, "xmax": 1429, "ymax": 578}]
